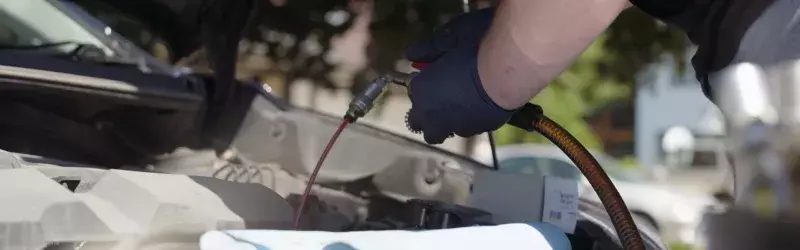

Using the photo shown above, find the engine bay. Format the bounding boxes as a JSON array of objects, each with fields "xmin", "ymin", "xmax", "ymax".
[
  {"xmin": 0, "ymin": 150, "xmax": 664, "ymax": 250},
  {"xmin": 0, "ymin": 53, "xmax": 666, "ymax": 249}
]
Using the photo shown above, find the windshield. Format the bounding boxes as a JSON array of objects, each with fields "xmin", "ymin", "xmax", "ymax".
[
  {"xmin": 0, "ymin": 0, "xmax": 176, "ymax": 74},
  {"xmin": 0, "ymin": 0, "xmax": 113, "ymax": 54}
]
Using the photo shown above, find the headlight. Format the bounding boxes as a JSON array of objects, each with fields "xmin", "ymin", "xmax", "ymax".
[{"xmin": 672, "ymin": 204, "xmax": 700, "ymax": 224}]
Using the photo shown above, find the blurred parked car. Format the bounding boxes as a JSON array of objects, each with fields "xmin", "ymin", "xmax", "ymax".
[{"xmin": 475, "ymin": 144, "xmax": 713, "ymax": 246}]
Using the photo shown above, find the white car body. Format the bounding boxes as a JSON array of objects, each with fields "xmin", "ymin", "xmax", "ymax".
[{"xmin": 474, "ymin": 144, "xmax": 714, "ymax": 246}]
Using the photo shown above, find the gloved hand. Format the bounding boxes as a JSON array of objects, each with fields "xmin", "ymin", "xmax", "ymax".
[{"xmin": 405, "ymin": 7, "xmax": 518, "ymax": 144}]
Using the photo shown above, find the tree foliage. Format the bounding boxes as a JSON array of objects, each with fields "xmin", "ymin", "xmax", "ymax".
[
  {"xmin": 492, "ymin": 8, "xmax": 688, "ymax": 149},
  {"xmin": 601, "ymin": 9, "xmax": 689, "ymax": 85},
  {"xmin": 241, "ymin": 0, "xmax": 354, "ymax": 93}
]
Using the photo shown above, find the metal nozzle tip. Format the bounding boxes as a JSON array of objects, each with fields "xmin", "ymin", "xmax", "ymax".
[
  {"xmin": 387, "ymin": 72, "xmax": 413, "ymax": 87},
  {"xmin": 343, "ymin": 113, "xmax": 357, "ymax": 123},
  {"xmin": 345, "ymin": 105, "xmax": 364, "ymax": 120}
]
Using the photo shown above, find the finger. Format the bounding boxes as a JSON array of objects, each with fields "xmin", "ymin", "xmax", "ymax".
[
  {"xmin": 409, "ymin": 108, "xmax": 450, "ymax": 145},
  {"xmin": 424, "ymin": 130, "xmax": 449, "ymax": 145},
  {"xmin": 454, "ymin": 130, "xmax": 480, "ymax": 138},
  {"xmin": 405, "ymin": 72, "xmax": 420, "ymax": 98}
]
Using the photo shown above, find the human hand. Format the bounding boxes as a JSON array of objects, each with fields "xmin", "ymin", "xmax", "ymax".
[{"xmin": 405, "ymin": 8, "xmax": 517, "ymax": 144}]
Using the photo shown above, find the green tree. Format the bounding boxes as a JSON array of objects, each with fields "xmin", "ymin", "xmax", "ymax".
[
  {"xmin": 494, "ymin": 34, "xmax": 627, "ymax": 149},
  {"xmin": 495, "ymin": 8, "xmax": 688, "ymax": 150}
]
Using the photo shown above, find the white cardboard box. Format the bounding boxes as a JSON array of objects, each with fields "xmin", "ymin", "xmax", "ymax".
[{"xmin": 468, "ymin": 170, "xmax": 579, "ymax": 233}]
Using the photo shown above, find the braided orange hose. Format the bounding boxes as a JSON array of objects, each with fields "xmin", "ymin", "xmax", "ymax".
[{"xmin": 534, "ymin": 116, "xmax": 645, "ymax": 250}]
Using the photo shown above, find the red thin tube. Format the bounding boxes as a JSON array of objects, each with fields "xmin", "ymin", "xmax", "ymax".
[{"xmin": 293, "ymin": 118, "xmax": 352, "ymax": 229}]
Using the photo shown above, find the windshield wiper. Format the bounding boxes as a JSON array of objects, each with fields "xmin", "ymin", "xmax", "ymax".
[
  {"xmin": 0, "ymin": 41, "xmax": 81, "ymax": 50},
  {"xmin": 0, "ymin": 41, "xmax": 152, "ymax": 72}
]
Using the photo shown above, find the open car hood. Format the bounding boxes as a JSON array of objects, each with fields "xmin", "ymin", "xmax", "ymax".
[
  {"xmin": 196, "ymin": 83, "xmax": 490, "ymax": 204},
  {"xmin": 68, "ymin": 0, "xmax": 352, "ymax": 62}
]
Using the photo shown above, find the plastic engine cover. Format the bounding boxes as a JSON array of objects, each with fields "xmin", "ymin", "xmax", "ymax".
[
  {"xmin": 0, "ymin": 167, "xmax": 293, "ymax": 250},
  {"xmin": 199, "ymin": 222, "xmax": 571, "ymax": 250}
]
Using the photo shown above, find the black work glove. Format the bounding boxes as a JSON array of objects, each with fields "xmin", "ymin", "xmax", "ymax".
[{"xmin": 405, "ymin": 7, "xmax": 517, "ymax": 144}]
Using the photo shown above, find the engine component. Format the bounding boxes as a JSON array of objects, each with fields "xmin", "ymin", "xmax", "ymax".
[
  {"xmin": 407, "ymin": 199, "xmax": 493, "ymax": 229},
  {"xmin": 286, "ymin": 194, "xmax": 354, "ymax": 232},
  {"xmin": 371, "ymin": 154, "xmax": 469, "ymax": 204},
  {"xmin": 0, "ymin": 163, "xmax": 293, "ymax": 249}
]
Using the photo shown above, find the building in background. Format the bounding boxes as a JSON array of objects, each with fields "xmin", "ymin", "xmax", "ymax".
[{"xmin": 634, "ymin": 52, "xmax": 731, "ymax": 193}]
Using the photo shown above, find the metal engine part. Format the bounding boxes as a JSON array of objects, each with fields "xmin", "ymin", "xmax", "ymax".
[{"xmin": 406, "ymin": 199, "xmax": 493, "ymax": 229}]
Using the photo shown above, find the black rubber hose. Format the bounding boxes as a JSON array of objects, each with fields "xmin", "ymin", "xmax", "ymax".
[
  {"xmin": 508, "ymin": 103, "xmax": 645, "ymax": 250},
  {"xmin": 488, "ymin": 132, "xmax": 500, "ymax": 170}
]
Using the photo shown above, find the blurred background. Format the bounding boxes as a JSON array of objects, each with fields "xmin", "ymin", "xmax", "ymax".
[{"xmin": 62, "ymin": 0, "xmax": 730, "ymax": 248}]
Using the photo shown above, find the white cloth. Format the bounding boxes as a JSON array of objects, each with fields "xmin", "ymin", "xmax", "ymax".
[{"xmin": 199, "ymin": 222, "xmax": 571, "ymax": 250}]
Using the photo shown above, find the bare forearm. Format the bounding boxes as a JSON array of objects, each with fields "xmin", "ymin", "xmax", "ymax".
[{"xmin": 477, "ymin": 0, "xmax": 630, "ymax": 109}]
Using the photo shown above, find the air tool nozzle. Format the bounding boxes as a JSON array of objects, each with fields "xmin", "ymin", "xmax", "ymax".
[
  {"xmin": 344, "ymin": 72, "xmax": 416, "ymax": 121},
  {"xmin": 386, "ymin": 71, "xmax": 414, "ymax": 88}
]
